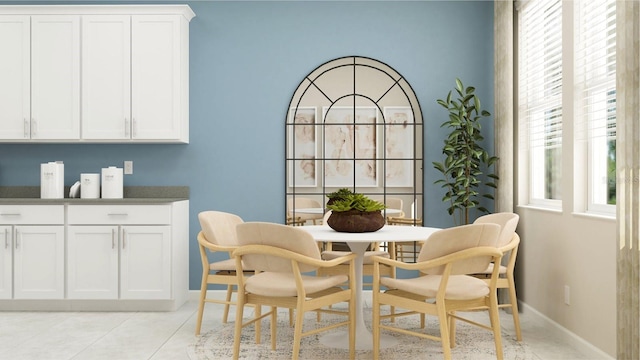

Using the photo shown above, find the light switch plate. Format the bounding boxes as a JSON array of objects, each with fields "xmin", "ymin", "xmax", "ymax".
[{"xmin": 124, "ymin": 161, "xmax": 133, "ymax": 175}]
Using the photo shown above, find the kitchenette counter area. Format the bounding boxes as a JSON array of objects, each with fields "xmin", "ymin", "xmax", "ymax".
[
  {"xmin": 0, "ymin": 186, "xmax": 189, "ymax": 203},
  {"xmin": 0, "ymin": 186, "xmax": 189, "ymax": 311}
]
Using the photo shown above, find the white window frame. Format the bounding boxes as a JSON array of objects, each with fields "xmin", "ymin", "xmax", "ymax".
[
  {"xmin": 517, "ymin": 0, "xmax": 563, "ymax": 209},
  {"xmin": 574, "ymin": 0, "xmax": 616, "ymax": 216}
]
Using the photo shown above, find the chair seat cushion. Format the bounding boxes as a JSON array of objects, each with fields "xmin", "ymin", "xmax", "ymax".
[
  {"xmin": 245, "ymin": 272, "xmax": 348, "ymax": 297},
  {"xmin": 381, "ymin": 274, "xmax": 490, "ymax": 300},
  {"xmin": 322, "ymin": 250, "xmax": 390, "ymax": 264}
]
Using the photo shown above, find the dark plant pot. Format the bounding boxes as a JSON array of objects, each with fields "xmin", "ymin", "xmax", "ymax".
[{"xmin": 327, "ymin": 209, "xmax": 385, "ymax": 233}]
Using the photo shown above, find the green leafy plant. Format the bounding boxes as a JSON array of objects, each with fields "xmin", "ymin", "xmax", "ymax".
[
  {"xmin": 326, "ymin": 193, "xmax": 386, "ymax": 212},
  {"xmin": 326, "ymin": 188, "xmax": 354, "ymax": 203},
  {"xmin": 433, "ymin": 78, "xmax": 499, "ymax": 225}
]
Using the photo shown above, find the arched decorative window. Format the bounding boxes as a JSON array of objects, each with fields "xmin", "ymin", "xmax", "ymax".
[{"xmin": 286, "ymin": 56, "xmax": 424, "ymax": 224}]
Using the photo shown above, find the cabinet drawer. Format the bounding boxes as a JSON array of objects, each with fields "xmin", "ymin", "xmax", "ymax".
[
  {"xmin": 0, "ymin": 205, "xmax": 64, "ymax": 224},
  {"xmin": 68, "ymin": 205, "xmax": 171, "ymax": 225}
]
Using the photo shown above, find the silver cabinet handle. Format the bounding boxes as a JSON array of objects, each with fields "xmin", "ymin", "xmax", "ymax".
[
  {"xmin": 15, "ymin": 230, "xmax": 19, "ymax": 249},
  {"xmin": 31, "ymin": 118, "xmax": 37, "ymax": 137},
  {"xmin": 125, "ymin": 118, "xmax": 130, "ymax": 138},
  {"xmin": 132, "ymin": 118, "xmax": 137, "ymax": 138},
  {"xmin": 112, "ymin": 228, "xmax": 116, "ymax": 249},
  {"xmin": 0, "ymin": 213, "xmax": 21, "ymax": 216},
  {"xmin": 24, "ymin": 118, "xmax": 29, "ymax": 138},
  {"xmin": 4, "ymin": 229, "xmax": 8, "ymax": 249},
  {"xmin": 108, "ymin": 213, "xmax": 128, "ymax": 216},
  {"xmin": 122, "ymin": 230, "xmax": 126, "ymax": 249}
]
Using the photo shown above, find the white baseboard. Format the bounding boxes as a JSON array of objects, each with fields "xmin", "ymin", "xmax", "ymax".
[{"xmin": 519, "ymin": 302, "xmax": 614, "ymax": 360}]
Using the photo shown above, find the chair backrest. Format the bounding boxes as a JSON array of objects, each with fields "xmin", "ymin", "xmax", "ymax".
[
  {"xmin": 323, "ymin": 210, "xmax": 332, "ymax": 223},
  {"xmin": 473, "ymin": 212, "xmax": 519, "ymax": 247},
  {"xmin": 236, "ymin": 222, "xmax": 321, "ymax": 273},
  {"xmin": 417, "ymin": 223, "xmax": 501, "ymax": 275},
  {"xmin": 287, "ymin": 197, "xmax": 321, "ymax": 212},
  {"xmin": 198, "ymin": 211, "xmax": 244, "ymax": 247}
]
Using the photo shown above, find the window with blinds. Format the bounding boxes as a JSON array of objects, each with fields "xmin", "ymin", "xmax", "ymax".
[
  {"xmin": 518, "ymin": 0, "xmax": 563, "ymax": 205},
  {"xmin": 517, "ymin": 0, "xmax": 617, "ymax": 213},
  {"xmin": 575, "ymin": 0, "xmax": 616, "ymax": 212}
]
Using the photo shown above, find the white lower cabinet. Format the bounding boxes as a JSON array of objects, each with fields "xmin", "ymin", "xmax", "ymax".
[
  {"xmin": 0, "ymin": 226, "xmax": 12, "ymax": 299},
  {"xmin": 0, "ymin": 201, "xmax": 188, "ymax": 310},
  {"xmin": 120, "ymin": 226, "xmax": 171, "ymax": 299},
  {"xmin": 0, "ymin": 205, "xmax": 65, "ymax": 300},
  {"xmin": 67, "ymin": 225, "xmax": 171, "ymax": 300},
  {"xmin": 13, "ymin": 225, "xmax": 65, "ymax": 299},
  {"xmin": 67, "ymin": 225, "xmax": 119, "ymax": 299},
  {"xmin": 66, "ymin": 202, "xmax": 187, "ymax": 308}
]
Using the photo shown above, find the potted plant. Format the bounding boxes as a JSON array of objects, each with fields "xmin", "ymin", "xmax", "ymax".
[
  {"xmin": 326, "ymin": 192, "xmax": 386, "ymax": 233},
  {"xmin": 326, "ymin": 188, "xmax": 354, "ymax": 206},
  {"xmin": 433, "ymin": 78, "xmax": 499, "ymax": 225}
]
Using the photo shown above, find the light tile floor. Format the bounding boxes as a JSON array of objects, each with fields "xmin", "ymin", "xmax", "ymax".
[{"xmin": 0, "ymin": 297, "xmax": 608, "ymax": 360}]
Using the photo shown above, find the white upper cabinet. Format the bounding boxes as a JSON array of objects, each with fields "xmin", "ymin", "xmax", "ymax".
[
  {"xmin": 131, "ymin": 15, "xmax": 188, "ymax": 142},
  {"xmin": 31, "ymin": 15, "xmax": 81, "ymax": 140},
  {"xmin": 82, "ymin": 15, "xmax": 131, "ymax": 140},
  {"xmin": 0, "ymin": 5, "xmax": 194, "ymax": 143},
  {"xmin": 0, "ymin": 16, "xmax": 30, "ymax": 139}
]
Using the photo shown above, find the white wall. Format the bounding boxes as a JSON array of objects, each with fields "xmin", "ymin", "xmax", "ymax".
[{"xmin": 516, "ymin": 208, "xmax": 616, "ymax": 356}]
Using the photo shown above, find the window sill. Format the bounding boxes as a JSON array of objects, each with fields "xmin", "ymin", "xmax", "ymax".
[
  {"xmin": 572, "ymin": 211, "xmax": 616, "ymax": 222},
  {"xmin": 517, "ymin": 204, "xmax": 563, "ymax": 213}
]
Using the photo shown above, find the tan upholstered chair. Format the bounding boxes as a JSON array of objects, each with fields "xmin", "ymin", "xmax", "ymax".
[
  {"xmin": 387, "ymin": 217, "xmax": 424, "ymax": 262},
  {"xmin": 287, "ymin": 197, "xmax": 324, "ymax": 225},
  {"xmin": 371, "ymin": 223, "xmax": 504, "ymax": 360},
  {"xmin": 472, "ymin": 212, "xmax": 522, "ymax": 340},
  {"xmin": 195, "ymin": 211, "xmax": 252, "ymax": 335},
  {"xmin": 232, "ymin": 222, "xmax": 356, "ymax": 360}
]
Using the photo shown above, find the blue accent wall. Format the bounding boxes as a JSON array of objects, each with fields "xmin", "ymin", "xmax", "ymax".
[{"xmin": 0, "ymin": 0, "xmax": 494, "ymax": 290}]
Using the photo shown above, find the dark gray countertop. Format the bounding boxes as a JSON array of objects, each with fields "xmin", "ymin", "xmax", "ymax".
[{"xmin": 0, "ymin": 186, "xmax": 189, "ymax": 204}]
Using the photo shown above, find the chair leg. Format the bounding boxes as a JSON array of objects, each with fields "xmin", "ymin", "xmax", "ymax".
[
  {"xmin": 437, "ymin": 303, "xmax": 452, "ymax": 360},
  {"xmin": 372, "ymin": 291, "xmax": 381, "ymax": 360},
  {"xmin": 292, "ymin": 303, "xmax": 305, "ymax": 360},
  {"xmin": 448, "ymin": 311, "xmax": 456, "ymax": 348},
  {"xmin": 507, "ymin": 277, "xmax": 522, "ymax": 341},
  {"xmin": 271, "ymin": 306, "xmax": 277, "ymax": 350},
  {"xmin": 195, "ymin": 274, "xmax": 208, "ymax": 335},
  {"xmin": 488, "ymin": 297, "xmax": 504, "ymax": 360},
  {"xmin": 232, "ymin": 294, "xmax": 246, "ymax": 360},
  {"xmin": 255, "ymin": 305, "xmax": 262, "ymax": 344},
  {"xmin": 222, "ymin": 284, "xmax": 233, "ymax": 323}
]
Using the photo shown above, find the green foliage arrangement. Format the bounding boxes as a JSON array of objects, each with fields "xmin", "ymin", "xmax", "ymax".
[
  {"xmin": 326, "ymin": 188, "xmax": 354, "ymax": 203},
  {"xmin": 326, "ymin": 193, "xmax": 386, "ymax": 212},
  {"xmin": 433, "ymin": 78, "xmax": 499, "ymax": 225}
]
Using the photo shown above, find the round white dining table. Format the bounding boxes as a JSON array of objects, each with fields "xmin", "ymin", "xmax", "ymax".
[{"xmin": 298, "ymin": 224, "xmax": 440, "ymax": 351}]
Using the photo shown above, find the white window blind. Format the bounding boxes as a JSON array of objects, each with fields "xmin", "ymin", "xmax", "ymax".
[
  {"xmin": 518, "ymin": 0, "xmax": 563, "ymax": 205},
  {"xmin": 574, "ymin": 0, "xmax": 616, "ymax": 213}
]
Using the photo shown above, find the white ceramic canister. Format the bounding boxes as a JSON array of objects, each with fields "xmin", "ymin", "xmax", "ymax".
[
  {"xmin": 101, "ymin": 167, "xmax": 123, "ymax": 199},
  {"xmin": 40, "ymin": 161, "xmax": 64, "ymax": 199},
  {"xmin": 80, "ymin": 173, "xmax": 100, "ymax": 199}
]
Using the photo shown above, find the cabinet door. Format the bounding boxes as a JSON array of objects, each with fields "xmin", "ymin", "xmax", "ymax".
[
  {"xmin": 0, "ymin": 226, "xmax": 11, "ymax": 299},
  {"xmin": 67, "ymin": 226, "xmax": 119, "ymax": 299},
  {"xmin": 82, "ymin": 15, "xmax": 132, "ymax": 140},
  {"xmin": 0, "ymin": 16, "xmax": 30, "ymax": 140},
  {"xmin": 13, "ymin": 226, "xmax": 64, "ymax": 299},
  {"xmin": 31, "ymin": 15, "xmax": 80, "ymax": 140},
  {"xmin": 120, "ymin": 226, "xmax": 171, "ymax": 299},
  {"xmin": 131, "ymin": 15, "xmax": 183, "ymax": 141}
]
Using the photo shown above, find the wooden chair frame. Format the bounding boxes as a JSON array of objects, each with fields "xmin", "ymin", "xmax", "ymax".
[
  {"xmin": 232, "ymin": 244, "xmax": 357, "ymax": 360},
  {"xmin": 372, "ymin": 247, "xmax": 504, "ymax": 360}
]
